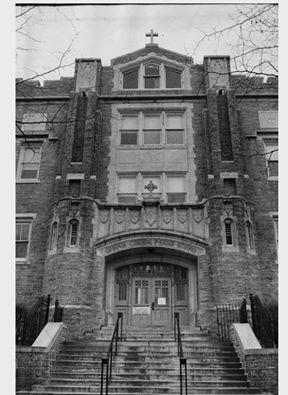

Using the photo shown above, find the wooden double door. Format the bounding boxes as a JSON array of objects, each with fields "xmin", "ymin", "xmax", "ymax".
[
  {"xmin": 132, "ymin": 277, "xmax": 171, "ymax": 326},
  {"xmin": 115, "ymin": 263, "xmax": 189, "ymax": 327}
]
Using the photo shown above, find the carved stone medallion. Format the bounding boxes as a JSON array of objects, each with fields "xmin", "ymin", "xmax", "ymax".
[
  {"xmin": 177, "ymin": 209, "xmax": 187, "ymax": 224},
  {"xmin": 130, "ymin": 210, "xmax": 140, "ymax": 224},
  {"xmin": 193, "ymin": 209, "xmax": 203, "ymax": 223},
  {"xmin": 162, "ymin": 210, "xmax": 172, "ymax": 224},
  {"xmin": 114, "ymin": 210, "xmax": 125, "ymax": 224},
  {"xmin": 99, "ymin": 210, "xmax": 109, "ymax": 224},
  {"xmin": 145, "ymin": 207, "xmax": 158, "ymax": 227}
]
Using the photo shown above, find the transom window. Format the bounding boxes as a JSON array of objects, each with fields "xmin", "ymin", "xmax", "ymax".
[
  {"xmin": 17, "ymin": 146, "xmax": 41, "ymax": 181},
  {"xmin": 119, "ymin": 111, "xmax": 185, "ymax": 146}
]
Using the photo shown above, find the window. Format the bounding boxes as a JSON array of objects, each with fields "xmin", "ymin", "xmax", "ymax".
[
  {"xmin": 49, "ymin": 221, "xmax": 58, "ymax": 251},
  {"xmin": 120, "ymin": 115, "xmax": 138, "ymax": 145},
  {"xmin": 166, "ymin": 114, "xmax": 184, "ymax": 144},
  {"xmin": 16, "ymin": 221, "xmax": 31, "ymax": 259},
  {"xmin": 224, "ymin": 178, "xmax": 237, "ymax": 195},
  {"xmin": 17, "ymin": 146, "xmax": 41, "ymax": 181},
  {"xmin": 123, "ymin": 69, "xmax": 138, "ymax": 89},
  {"xmin": 224, "ymin": 218, "xmax": 233, "ymax": 245},
  {"xmin": 167, "ymin": 176, "xmax": 186, "ymax": 203},
  {"xmin": 245, "ymin": 221, "xmax": 254, "ymax": 250},
  {"xmin": 118, "ymin": 176, "xmax": 137, "ymax": 203},
  {"xmin": 143, "ymin": 115, "xmax": 161, "ymax": 145},
  {"xmin": 144, "ymin": 64, "xmax": 160, "ymax": 89},
  {"xmin": 22, "ymin": 113, "xmax": 47, "ymax": 132},
  {"xmin": 166, "ymin": 67, "xmax": 181, "ymax": 88},
  {"xmin": 69, "ymin": 219, "xmax": 79, "ymax": 246},
  {"xmin": 264, "ymin": 141, "xmax": 278, "ymax": 178},
  {"xmin": 119, "ymin": 111, "xmax": 185, "ymax": 147},
  {"xmin": 16, "ymin": 216, "xmax": 36, "ymax": 261}
]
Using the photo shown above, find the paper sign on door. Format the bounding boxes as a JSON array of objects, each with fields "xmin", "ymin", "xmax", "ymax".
[{"xmin": 157, "ymin": 298, "xmax": 166, "ymax": 305}]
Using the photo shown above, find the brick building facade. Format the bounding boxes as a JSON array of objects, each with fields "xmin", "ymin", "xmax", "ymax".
[{"xmin": 16, "ymin": 41, "xmax": 278, "ymax": 337}]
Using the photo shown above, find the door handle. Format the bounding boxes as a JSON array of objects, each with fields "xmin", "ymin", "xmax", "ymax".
[{"xmin": 151, "ymin": 302, "xmax": 155, "ymax": 311}]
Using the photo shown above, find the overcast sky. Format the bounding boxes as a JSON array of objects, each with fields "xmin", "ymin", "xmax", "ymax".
[{"xmin": 16, "ymin": 4, "xmax": 243, "ymax": 82}]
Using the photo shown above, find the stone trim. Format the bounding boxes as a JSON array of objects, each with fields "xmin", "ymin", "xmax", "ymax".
[{"xmin": 94, "ymin": 231, "xmax": 207, "ymax": 257}]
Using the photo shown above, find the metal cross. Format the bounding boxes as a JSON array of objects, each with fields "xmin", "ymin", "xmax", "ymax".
[
  {"xmin": 144, "ymin": 180, "xmax": 158, "ymax": 195},
  {"xmin": 145, "ymin": 29, "xmax": 158, "ymax": 44}
]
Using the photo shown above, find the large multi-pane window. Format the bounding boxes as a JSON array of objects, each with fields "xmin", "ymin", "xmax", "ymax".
[
  {"xmin": 119, "ymin": 111, "xmax": 185, "ymax": 146},
  {"xmin": 17, "ymin": 146, "xmax": 41, "ymax": 181}
]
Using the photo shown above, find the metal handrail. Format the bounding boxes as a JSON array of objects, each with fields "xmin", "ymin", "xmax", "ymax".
[
  {"xmin": 100, "ymin": 313, "xmax": 123, "ymax": 395},
  {"xmin": 174, "ymin": 312, "xmax": 188, "ymax": 395}
]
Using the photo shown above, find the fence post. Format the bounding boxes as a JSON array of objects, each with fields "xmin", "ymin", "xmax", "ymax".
[{"xmin": 45, "ymin": 294, "xmax": 51, "ymax": 324}]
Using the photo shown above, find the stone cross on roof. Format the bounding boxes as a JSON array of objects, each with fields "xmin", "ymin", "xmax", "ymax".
[{"xmin": 145, "ymin": 29, "xmax": 158, "ymax": 45}]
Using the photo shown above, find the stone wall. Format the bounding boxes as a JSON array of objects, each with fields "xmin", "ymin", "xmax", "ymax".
[
  {"xmin": 230, "ymin": 323, "xmax": 278, "ymax": 395},
  {"xmin": 16, "ymin": 323, "xmax": 68, "ymax": 391}
]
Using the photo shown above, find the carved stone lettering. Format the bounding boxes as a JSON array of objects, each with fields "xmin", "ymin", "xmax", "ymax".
[{"xmin": 142, "ymin": 151, "xmax": 161, "ymax": 163}]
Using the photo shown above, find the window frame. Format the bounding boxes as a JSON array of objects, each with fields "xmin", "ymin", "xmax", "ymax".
[
  {"xmin": 120, "ymin": 60, "xmax": 184, "ymax": 90},
  {"xmin": 165, "ymin": 66, "xmax": 182, "ymax": 89},
  {"xmin": 17, "ymin": 144, "xmax": 42, "ymax": 183},
  {"xmin": 49, "ymin": 221, "xmax": 58, "ymax": 253},
  {"xmin": 263, "ymin": 139, "xmax": 278, "ymax": 180},
  {"xmin": 16, "ymin": 214, "xmax": 36, "ymax": 264},
  {"xmin": 119, "ymin": 111, "xmax": 186, "ymax": 148}
]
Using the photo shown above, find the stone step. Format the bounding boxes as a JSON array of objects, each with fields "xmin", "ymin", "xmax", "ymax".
[
  {"xmin": 17, "ymin": 391, "xmax": 272, "ymax": 395},
  {"xmin": 39, "ymin": 378, "xmax": 249, "ymax": 387},
  {"xmin": 50, "ymin": 368, "xmax": 246, "ymax": 378},
  {"xmin": 30, "ymin": 385, "xmax": 268, "ymax": 394}
]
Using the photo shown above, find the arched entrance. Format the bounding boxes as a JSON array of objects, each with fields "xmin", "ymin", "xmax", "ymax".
[{"xmin": 94, "ymin": 232, "xmax": 207, "ymax": 328}]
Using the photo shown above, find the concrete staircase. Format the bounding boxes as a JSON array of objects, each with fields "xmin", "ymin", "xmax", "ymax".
[{"xmin": 17, "ymin": 326, "xmax": 271, "ymax": 395}]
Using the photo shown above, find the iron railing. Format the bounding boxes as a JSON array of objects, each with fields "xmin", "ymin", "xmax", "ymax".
[
  {"xmin": 249, "ymin": 294, "xmax": 278, "ymax": 348},
  {"xmin": 174, "ymin": 312, "xmax": 188, "ymax": 395},
  {"xmin": 100, "ymin": 313, "xmax": 123, "ymax": 395},
  {"xmin": 16, "ymin": 294, "xmax": 51, "ymax": 346},
  {"xmin": 53, "ymin": 299, "xmax": 64, "ymax": 322},
  {"xmin": 216, "ymin": 298, "xmax": 248, "ymax": 341}
]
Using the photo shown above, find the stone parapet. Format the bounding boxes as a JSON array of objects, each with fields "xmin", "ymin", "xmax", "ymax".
[
  {"xmin": 16, "ymin": 323, "xmax": 68, "ymax": 391},
  {"xmin": 230, "ymin": 323, "xmax": 278, "ymax": 395}
]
